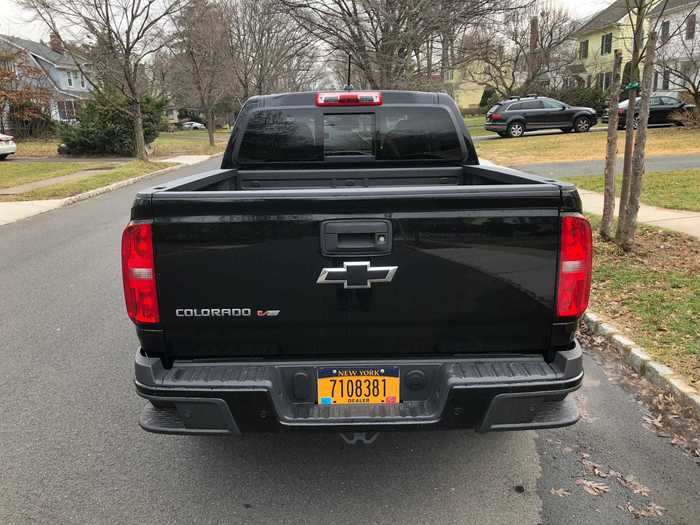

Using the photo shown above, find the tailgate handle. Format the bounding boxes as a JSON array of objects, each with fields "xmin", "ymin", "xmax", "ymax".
[{"xmin": 321, "ymin": 220, "xmax": 392, "ymax": 256}]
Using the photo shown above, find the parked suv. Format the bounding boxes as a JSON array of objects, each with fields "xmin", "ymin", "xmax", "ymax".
[{"xmin": 485, "ymin": 96, "xmax": 597, "ymax": 138}]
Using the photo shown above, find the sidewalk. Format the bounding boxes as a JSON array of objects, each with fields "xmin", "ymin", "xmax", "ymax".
[
  {"xmin": 579, "ymin": 189, "xmax": 700, "ymax": 239},
  {"xmin": 0, "ymin": 154, "xmax": 218, "ymax": 227}
]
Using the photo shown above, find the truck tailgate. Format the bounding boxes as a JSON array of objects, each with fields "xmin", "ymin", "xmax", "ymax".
[{"xmin": 150, "ymin": 185, "xmax": 562, "ymax": 359}]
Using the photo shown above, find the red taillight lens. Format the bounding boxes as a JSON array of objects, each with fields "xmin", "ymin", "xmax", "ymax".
[
  {"xmin": 556, "ymin": 214, "xmax": 592, "ymax": 318},
  {"xmin": 316, "ymin": 91, "xmax": 382, "ymax": 106},
  {"xmin": 489, "ymin": 113, "xmax": 504, "ymax": 121},
  {"xmin": 618, "ymin": 108, "xmax": 625, "ymax": 115},
  {"xmin": 121, "ymin": 222, "xmax": 159, "ymax": 324}
]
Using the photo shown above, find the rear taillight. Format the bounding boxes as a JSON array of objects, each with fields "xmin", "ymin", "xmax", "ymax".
[
  {"xmin": 121, "ymin": 222, "xmax": 159, "ymax": 324},
  {"xmin": 618, "ymin": 108, "xmax": 625, "ymax": 115},
  {"xmin": 556, "ymin": 214, "xmax": 592, "ymax": 318},
  {"xmin": 316, "ymin": 91, "xmax": 382, "ymax": 106},
  {"xmin": 489, "ymin": 113, "xmax": 505, "ymax": 121}
]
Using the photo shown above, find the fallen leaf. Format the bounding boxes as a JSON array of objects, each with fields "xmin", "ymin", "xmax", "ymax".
[
  {"xmin": 617, "ymin": 476, "xmax": 651, "ymax": 497},
  {"xmin": 576, "ymin": 479, "xmax": 609, "ymax": 496},
  {"xmin": 550, "ymin": 488, "xmax": 571, "ymax": 497}
]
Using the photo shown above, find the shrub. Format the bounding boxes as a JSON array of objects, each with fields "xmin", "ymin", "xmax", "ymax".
[
  {"xmin": 59, "ymin": 91, "xmax": 165, "ymax": 156},
  {"xmin": 546, "ymin": 87, "xmax": 609, "ymax": 114}
]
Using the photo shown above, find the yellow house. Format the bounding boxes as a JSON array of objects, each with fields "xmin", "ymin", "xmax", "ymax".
[
  {"xmin": 446, "ymin": 62, "xmax": 503, "ymax": 113},
  {"xmin": 571, "ymin": 0, "xmax": 639, "ymax": 89}
]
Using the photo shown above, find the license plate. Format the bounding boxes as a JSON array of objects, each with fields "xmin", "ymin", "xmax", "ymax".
[{"xmin": 317, "ymin": 367, "xmax": 400, "ymax": 405}]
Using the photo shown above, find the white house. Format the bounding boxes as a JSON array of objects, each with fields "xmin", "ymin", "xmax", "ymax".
[
  {"xmin": 651, "ymin": 0, "xmax": 699, "ymax": 96},
  {"xmin": 0, "ymin": 33, "xmax": 93, "ymax": 125}
]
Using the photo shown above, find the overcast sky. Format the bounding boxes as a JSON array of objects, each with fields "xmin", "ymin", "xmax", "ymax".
[{"xmin": 1, "ymin": 0, "xmax": 614, "ymax": 41}]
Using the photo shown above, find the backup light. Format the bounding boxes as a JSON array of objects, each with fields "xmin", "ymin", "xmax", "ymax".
[
  {"xmin": 121, "ymin": 221, "xmax": 160, "ymax": 324},
  {"xmin": 316, "ymin": 91, "xmax": 382, "ymax": 106},
  {"xmin": 556, "ymin": 214, "xmax": 592, "ymax": 318}
]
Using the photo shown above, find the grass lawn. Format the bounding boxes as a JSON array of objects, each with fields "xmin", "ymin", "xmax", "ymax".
[
  {"xmin": 562, "ymin": 169, "xmax": 700, "ymax": 212},
  {"xmin": 587, "ymin": 215, "xmax": 699, "ymax": 386},
  {"xmin": 476, "ymin": 126, "xmax": 700, "ymax": 165},
  {"xmin": 0, "ymin": 161, "xmax": 107, "ymax": 189},
  {"xmin": 0, "ymin": 160, "xmax": 174, "ymax": 201},
  {"xmin": 15, "ymin": 138, "xmax": 60, "ymax": 157},
  {"xmin": 464, "ymin": 115, "xmax": 491, "ymax": 137},
  {"xmin": 151, "ymin": 130, "xmax": 228, "ymax": 157}
]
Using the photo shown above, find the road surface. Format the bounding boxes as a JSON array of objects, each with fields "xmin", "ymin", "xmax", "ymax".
[{"xmin": 1, "ymin": 158, "xmax": 697, "ymax": 524}]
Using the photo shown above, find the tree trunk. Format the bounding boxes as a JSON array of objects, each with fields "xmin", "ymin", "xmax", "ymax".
[
  {"xmin": 600, "ymin": 50, "xmax": 623, "ymax": 240},
  {"xmin": 618, "ymin": 32, "xmax": 657, "ymax": 251},
  {"xmin": 207, "ymin": 109, "xmax": 215, "ymax": 147},
  {"xmin": 132, "ymin": 100, "xmax": 147, "ymax": 161},
  {"xmin": 616, "ymin": 5, "xmax": 646, "ymax": 242}
]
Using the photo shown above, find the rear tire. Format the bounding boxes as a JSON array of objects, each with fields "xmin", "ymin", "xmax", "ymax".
[
  {"xmin": 506, "ymin": 122, "xmax": 525, "ymax": 138},
  {"xmin": 574, "ymin": 116, "xmax": 591, "ymax": 133},
  {"xmin": 497, "ymin": 131, "xmax": 507, "ymax": 138},
  {"xmin": 0, "ymin": 154, "xmax": 8, "ymax": 160}
]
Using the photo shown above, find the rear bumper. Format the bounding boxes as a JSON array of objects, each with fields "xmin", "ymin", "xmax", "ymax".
[
  {"xmin": 484, "ymin": 124, "xmax": 507, "ymax": 132},
  {"xmin": 134, "ymin": 342, "xmax": 583, "ymax": 435}
]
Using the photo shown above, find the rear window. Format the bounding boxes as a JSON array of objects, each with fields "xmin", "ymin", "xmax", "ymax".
[{"xmin": 237, "ymin": 107, "xmax": 463, "ymax": 164}]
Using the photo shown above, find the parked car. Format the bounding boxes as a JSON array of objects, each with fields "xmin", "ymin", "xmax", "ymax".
[
  {"xmin": 124, "ymin": 90, "xmax": 590, "ymax": 438},
  {"xmin": 485, "ymin": 96, "xmax": 597, "ymax": 138},
  {"xmin": 606, "ymin": 95, "xmax": 696, "ymax": 129},
  {"xmin": 0, "ymin": 134, "xmax": 17, "ymax": 160},
  {"xmin": 181, "ymin": 121, "xmax": 206, "ymax": 130}
]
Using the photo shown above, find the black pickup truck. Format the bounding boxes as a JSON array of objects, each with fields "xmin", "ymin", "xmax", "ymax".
[{"xmin": 123, "ymin": 90, "xmax": 591, "ymax": 437}]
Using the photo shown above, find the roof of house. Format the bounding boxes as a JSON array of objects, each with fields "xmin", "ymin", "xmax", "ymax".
[
  {"xmin": 575, "ymin": 0, "xmax": 630, "ymax": 36},
  {"xmin": 649, "ymin": 0, "xmax": 699, "ymax": 17},
  {"xmin": 0, "ymin": 34, "xmax": 81, "ymax": 67}
]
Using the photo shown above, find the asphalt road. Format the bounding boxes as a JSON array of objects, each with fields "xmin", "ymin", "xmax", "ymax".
[
  {"xmin": 1, "ymin": 158, "xmax": 698, "ymax": 524},
  {"xmin": 515, "ymin": 153, "xmax": 700, "ymax": 178}
]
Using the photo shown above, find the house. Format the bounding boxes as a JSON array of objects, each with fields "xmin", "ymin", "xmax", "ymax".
[
  {"xmin": 570, "ymin": 0, "xmax": 636, "ymax": 90},
  {"xmin": 650, "ymin": 0, "xmax": 699, "ymax": 95},
  {"xmin": 0, "ymin": 33, "xmax": 93, "ymax": 125}
]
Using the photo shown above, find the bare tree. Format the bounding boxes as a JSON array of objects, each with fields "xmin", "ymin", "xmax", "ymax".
[
  {"xmin": 462, "ymin": 3, "xmax": 577, "ymax": 96},
  {"xmin": 613, "ymin": 0, "xmax": 697, "ymax": 249},
  {"xmin": 20, "ymin": 0, "xmax": 188, "ymax": 159},
  {"xmin": 170, "ymin": 0, "xmax": 231, "ymax": 145},
  {"xmin": 281, "ymin": 0, "xmax": 524, "ymax": 89},
  {"xmin": 223, "ymin": 0, "xmax": 322, "ymax": 102},
  {"xmin": 600, "ymin": 49, "xmax": 623, "ymax": 240}
]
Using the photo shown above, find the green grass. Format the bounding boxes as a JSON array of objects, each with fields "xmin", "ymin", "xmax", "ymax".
[
  {"xmin": 563, "ymin": 168, "xmax": 700, "ymax": 212},
  {"xmin": 151, "ymin": 130, "xmax": 228, "ymax": 157},
  {"xmin": 4, "ymin": 161, "xmax": 174, "ymax": 200},
  {"xmin": 0, "ymin": 161, "xmax": 105, "ymax": 189},
  {"xmin": 586, "ymin": 214, "xmax": 700, "ymax": 384},
  {"xmin": 464, "ymin": 115, "xmax": 491, "ymax": 137}
]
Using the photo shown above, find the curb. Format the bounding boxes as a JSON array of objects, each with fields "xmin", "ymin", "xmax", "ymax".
[
  {"xmin": 60, "ymin": 164, "xmax": 181, "ymax": 207},
  {"xmin": 0, "ymin": 153, "xmax": 221, "ymax": 227},
  {"xmin": 583, "ymin": 312, "xmax": 700, "ymax": 420}
]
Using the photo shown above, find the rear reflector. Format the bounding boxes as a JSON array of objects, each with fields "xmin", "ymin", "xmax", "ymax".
[
  {"xmin": 316, "ymin": 91, "xmax": 382, "ymax": 106},
  {"xmin": 556, "ymin": 214, "xmax": 592, "ymax": 318},
  {"xmin": 121, "ymin": 222, "xmax": 159, "ymax": 324}
]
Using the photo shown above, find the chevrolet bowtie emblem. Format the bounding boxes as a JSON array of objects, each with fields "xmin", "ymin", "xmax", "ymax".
[{"xmin": 316, "ymin": 261, "xmax": 398, "ymax": 289}]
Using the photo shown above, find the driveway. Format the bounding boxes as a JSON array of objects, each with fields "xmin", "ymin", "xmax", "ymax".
[{"xmin": 1, "ymin": 158, "xmax": 698, "ymax": 524}]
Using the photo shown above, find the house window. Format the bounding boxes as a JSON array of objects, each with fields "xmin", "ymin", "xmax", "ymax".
[
  {"xmin": 586, "ymin": 75, "xmax": 592, "ymax": 88},
  {"xmin": 687, "ymin": 14, "xmax": 696, "ymax": 40},
  {"xmin": 443, "ymin": 69, "xmax": 454, "ymax": 81},
  {"xmin": 662, "ymin": 69, "xmax": 670, "ymax": 89},
  {"xmin": 661, "ymin": 20, "xmax": 670, "ymax": 42},
  {"xmin": 653, "ymin": 71, "xmax": 659, "ymax": 90},
  {"xmin": 80, "ymin": 74, "xmax": 85, "ymax": 88},
  {"xmin": 600, "ymin": 33, "xmax": 613, "ymax": 55},
  {"xmin": 66, "ymin": 71, "xmax": 72, "ymax": 87},
  {"xmin": 579, "ymin": 40, "xmax": 589, "ymax": 59}
]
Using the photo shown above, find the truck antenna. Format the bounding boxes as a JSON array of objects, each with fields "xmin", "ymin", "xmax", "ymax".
[{"xmin": 343, "ymin": 55, "xmax": 353, "ymax": 91}]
